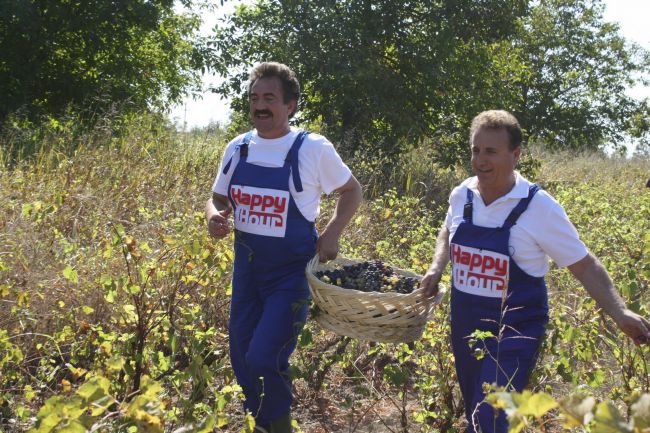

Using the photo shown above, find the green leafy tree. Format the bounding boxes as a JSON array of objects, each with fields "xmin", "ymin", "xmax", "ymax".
[
  {"xmin": 511, "ymin": 0, "xmax": 650, "ymax": 152},
  {"xmin": 0, "ymin": 0, "xmax": 209, "ymax": 122},
  {"xmin": 210, "ymin": 0, "xmax": 528, "ymax": 158},
  {"xmin": 209, "ymin": 0, "xmax": 649, "ymax": 163}
]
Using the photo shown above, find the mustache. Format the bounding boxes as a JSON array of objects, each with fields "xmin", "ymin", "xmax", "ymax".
[{"xmin": 254, "ymin": 110, "xmax": 272, "ymax": 117}]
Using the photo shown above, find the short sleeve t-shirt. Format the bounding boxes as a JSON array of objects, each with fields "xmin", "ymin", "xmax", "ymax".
[
  {"xmin": 445, "ymin": 173, "xmax": 588, "ymax": 277},
  {"xmin": 212, "ymin": 128, "xmax": 352, "ymax": 221}
]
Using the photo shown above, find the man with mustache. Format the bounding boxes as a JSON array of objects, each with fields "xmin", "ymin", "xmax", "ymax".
[{"xmin": 206, "ymin": 62, "xmax": 362, "ymax": 433}]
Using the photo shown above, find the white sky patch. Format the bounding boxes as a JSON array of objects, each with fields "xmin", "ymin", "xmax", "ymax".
[
  {"xmin": 169, "ymin": 1, "xmax": 240, "ymax": 129},
  {"xmin": 602, "ymin": 0, "xmax": 650, "ymax": 101}
]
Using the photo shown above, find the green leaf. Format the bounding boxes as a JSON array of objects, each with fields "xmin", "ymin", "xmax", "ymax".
[
  {"xmin": 21, "ymin": 203, "xmax": 33, "ymax": 218},
  {"xmin": 486, "ymin": 392, "xmax": 527, "ymax": 433},
  {"xmin": 106, "ymin": 355, "xmax": 125, "ymax": 372},
  {"xmin": 514, "ymin": 391, "xmax": 558, "ymax": 418},
  {"xmin": 32, "ymin": 395, "xmax": 86, "ymax": 432},
  {"xmin": 197, "ymin": 415, "xmax": 216, "ymax": 432},
  {"xmin": 62, "ymin": 266, "xmax": 78, "ymax": 284},
  {"xmin": 123, "ymin": 304, "xmax": 138, "ymax": 322},
  {"xmin": 592, "ymin": 401, "xmax": 632, "ymax": 433},
  {"xmin": 126, "ymin": 407, "xmax": 163, "ymax": 433},
  {"xmin": 16, "ymin": 405, "xmax": 30, "ymax": 420},
  {"xmin": 35, "ymin": 403, "xmax": 64, "ymax": 431},
  {"xmin": 631, "ymin": 394, "xmax": 650, "ymax": 431},
  {"xmin": 127, "ymin": 285, "xmax": 141, "ymax": 295},
  {"xmin": 139, "ymin": 376, "xmax": 162, "ymax": 399},
  {"xmin": 216, "ymin": 395, "xmax": 227, "ymax": 412},
  {"xmin": 486, "ymin": 391, "xmax": 515, "ymax": 412},
  {"xmin": 506, "ymin": 416, "xmax": 526, "ymax": 433},
  {"xmin": 242, "ymin": 413, "xmax": 255, "ymax": 433},
  {"xmin": 298, "ymin": 328, "xmax": 313, "ymax": 347},
  {"xmin": 76, "ymin": 376, "xmax": 110, "ymax": 402},
  {"xmin": 114, "ymin": 224, "xmax": 126, "ymax": 239},
  {"xmin": 216, "ymin": 414, "xmax": 228, "ymax": 427},
  {"xmin": 88, "ymin": 395, "xmax": 114, "ymax": 417},
  {"xmin": 105, "ymin": 289, "xmax": 116, "ymax": 304},
  {"xmin": 559, "ymin": 392, "xmax": 596, "ymax": 428},
  {"xmin": 24, "ymin": 385, "xmax": 36, "ymax": 402},
  {"xmin": 56, "ymin": 420, "xmax": 87, "ymax": 433},
  {"xmin": 100, "ymin": 275, "xmax": 117, "ymax": 303},
  {"xmin": 382, "ymin": 364, "xmax": 409, "ymax": 387}
]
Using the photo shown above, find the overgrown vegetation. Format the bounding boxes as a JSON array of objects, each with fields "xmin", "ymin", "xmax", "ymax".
[
  {"xmin": 1, "ymin": 116, "xmax": 648, "ymax": 432},
  {"xmin": 1, "ymin": 0, "xmax": 648, "ymax": 430}
]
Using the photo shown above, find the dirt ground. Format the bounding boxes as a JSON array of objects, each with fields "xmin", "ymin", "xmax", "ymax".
[{"xmin": 290, "ymin": 375, "xmax": 466, "ymax": 433}]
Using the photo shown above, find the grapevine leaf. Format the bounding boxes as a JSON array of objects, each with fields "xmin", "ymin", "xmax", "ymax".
[
  {"xmin": 631, "ymin": 394, "xmax": 650, "ymax": 431},
  {"xmin": 513, "ymin": 391, "xmax": 558, "ymax": 418},
  {"xmin": 592, "ymin": 401, "xmax": 632, "ymax": 433},
  {"xmin": 62, "ymin": 266, "xmax": 78, "ymax": 284},
  {"xmin": 559, "ymin": 392, "xmax": 596, "ymax": 428}
]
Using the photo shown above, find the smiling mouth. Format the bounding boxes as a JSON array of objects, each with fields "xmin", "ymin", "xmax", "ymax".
[{"xmin": 254, "ymin": 111, "xmax": 272, "ymax": 119}]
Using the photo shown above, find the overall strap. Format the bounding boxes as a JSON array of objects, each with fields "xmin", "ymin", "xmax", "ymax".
[
  {"xmin": 502, "ymin": 184, "xmax": 542, "ymax": 230},
  {"xmin": 284, "ymin": 130, "xmax": 310, "ymax": 192},
  {"xmin": 222, "ymin": 131, "xmax": 253, "ymax": 175},
  {"xmin": 463, "ymin": 188, "xmax": 474, "ymax": 224}
]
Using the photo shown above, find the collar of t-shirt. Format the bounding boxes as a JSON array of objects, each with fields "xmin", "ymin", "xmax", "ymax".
[
  {"xmin": 466, "ymin": 171, "xmax": 530, "ymax": 206},
  {"xmin": 244, "ymin": 128, "xmax": 301, "ymax": 168}
]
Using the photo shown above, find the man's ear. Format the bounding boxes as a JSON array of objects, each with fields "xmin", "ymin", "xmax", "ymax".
[
  {"xmin": 513, "ymin": 146, "xmax": 522, "ymax": 164},
  {"xmin": 287, "ymin": 98, "xmax": 297, "ymax": 117}
]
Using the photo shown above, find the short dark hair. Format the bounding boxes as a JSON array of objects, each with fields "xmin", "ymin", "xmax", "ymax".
[
  {"xmin": 248, "ymin": 62, "xmax": 300, "ymax": 118},
  {"xmin": 470, "ymin": 110, "xmax": 523, "ymax": 150}
]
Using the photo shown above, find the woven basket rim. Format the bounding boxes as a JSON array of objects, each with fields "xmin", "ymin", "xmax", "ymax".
[
  {"xmin": 306, "ymin": 254, "xmax": 442, "ymax": 300},
  {"xmin": 305, "ymin": 254, "xmax": 446, "ymax": 342}
]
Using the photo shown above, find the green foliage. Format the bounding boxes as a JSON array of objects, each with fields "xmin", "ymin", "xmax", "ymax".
[
  {"xmin": 512, "ymin": 0, "xmax": 650, "ymax": 152},
  {"xmin": 210, "ymin": 0, "xmax": 649, "ymax": 164},
  {"xmin": 27, "ymin": 372, "xmax": 232, "ymax": 432},
  {"xmin": 1, "ymin": 116, "xmax": 649, "ymax": 431},
  {"xmin": 0, "ymin": 116, "xmax": 250, "ymax": 431},
  {"xmin": 210, "ymin": 0, "xmax": 528, "ymax": 160},
  {"xmin": 332, "ymin": 189, "xmax": 446, "ymax": 274},
  {"xmin": 30, "ymin": 375, "xmax": 115, "ymax": 433},
  {"xmin": 486, "ymin": 389, "xmax": 650, "ymax": 433},
  {"xmin": 0, "ymin": 0, "xmax": 209, "ymax": 122}
]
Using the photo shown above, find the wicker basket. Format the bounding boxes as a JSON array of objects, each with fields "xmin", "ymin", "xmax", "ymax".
[{"xmin": 305, "ymin": 255, "xmax": 445, "ymax": 343}]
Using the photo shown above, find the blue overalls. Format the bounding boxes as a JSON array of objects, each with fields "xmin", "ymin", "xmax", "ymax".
[
  {"xmin": 224, "ymin": 131, "xmax": 316, "ymax": 425},
  {"xmin": 450, "ymin": 185, "xmax": 548, "ymax": 433}
]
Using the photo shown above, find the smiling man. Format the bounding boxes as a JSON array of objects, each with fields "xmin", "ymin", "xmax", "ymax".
[
  {"xmin": 205, "ymin": 62, "xmax": 362, "ymax": 433},
  {"xmin": 420, "ymin": 110, "xmax": 650, "ymax": 433}
]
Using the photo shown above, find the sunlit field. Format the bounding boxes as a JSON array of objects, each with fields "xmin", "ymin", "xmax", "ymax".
[{"xmin": 1, "ymin": 117, "xmax": 648, "ymax": 432}]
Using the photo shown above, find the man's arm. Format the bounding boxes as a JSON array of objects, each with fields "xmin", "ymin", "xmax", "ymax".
[
  {"xmin": 420, "ymin": 225, "xmax": 450, "ymax": 297},
  {"xmin": 568, "ymin": 252, "xmax": 650, "ymax": 345},
  {"xmin": 317, "ymin": 175, "xmax": 362, "ymax": 262},
  {"xmin": 206, "ymin": 192, "xmax": 232, "ymax": 239}
]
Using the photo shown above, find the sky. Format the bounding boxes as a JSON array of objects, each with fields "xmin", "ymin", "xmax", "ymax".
[{"xmin": 168, "ymin": 0, "xmax": 650, "ymax": 130}]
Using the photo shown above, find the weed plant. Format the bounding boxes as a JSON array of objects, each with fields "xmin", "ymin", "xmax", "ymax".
[{"xmin": 0, "ymin": 115, "xmax": 648, "ymax": 432}]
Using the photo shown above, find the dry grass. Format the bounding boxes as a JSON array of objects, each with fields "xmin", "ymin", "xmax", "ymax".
[{"xmin": 1, "ymin": 115, "xmax": 648, "ymax": 432}]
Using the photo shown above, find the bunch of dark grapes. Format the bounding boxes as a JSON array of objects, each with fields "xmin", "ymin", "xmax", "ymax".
[{"xmin": 314, "ymin": 260, "xmax": 419, "ymax": 294}]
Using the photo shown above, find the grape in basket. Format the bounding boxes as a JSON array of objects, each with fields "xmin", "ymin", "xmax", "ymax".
[{"xmin": 314, "ymin": 260, "xmax": 419, "ymax": 294}]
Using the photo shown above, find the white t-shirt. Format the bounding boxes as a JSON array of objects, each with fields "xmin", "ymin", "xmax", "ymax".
[
  {"xmin": 445, "ymin": 172, "xmax": 588, "ymax": 277},
  {"xmin": 212, "ymin": 128, "xmax": 352, "ymax": 222}
]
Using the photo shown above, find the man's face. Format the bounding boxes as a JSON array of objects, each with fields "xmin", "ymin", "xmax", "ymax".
[
  {"xmin": 470, "ymin": 127, "xmax": 520, "ymax": 192},
  {"xmin": 249, "ymin": 76, "xmax": 295, "ymax": 139}
]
